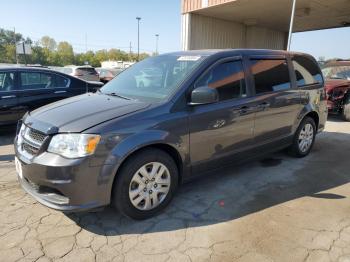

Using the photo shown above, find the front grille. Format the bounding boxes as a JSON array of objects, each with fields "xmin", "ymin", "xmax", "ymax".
[
  {"xmin": 28, "ymin": 129, "xmax": 46, "ymax": 144},
  {"xmin": 18, "ymin": 125, "xmax": 48, "ymax": 157},
  {"xmin": 23, "ymin": 142, "xmax": 39, "ymax": 155}
]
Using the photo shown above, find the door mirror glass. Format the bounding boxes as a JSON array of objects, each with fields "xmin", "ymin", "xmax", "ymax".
[{"xmin": 189, "ymin": 86, "xmax": 219, "ymax": 105}]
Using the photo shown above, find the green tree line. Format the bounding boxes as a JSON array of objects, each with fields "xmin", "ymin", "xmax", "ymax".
[{"xmin": 0, "ymin": 28, "xmax": 149, "ymax": 67}]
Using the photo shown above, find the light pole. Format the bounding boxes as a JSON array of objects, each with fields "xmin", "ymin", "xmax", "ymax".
[
  {"xmin": 155, "ymin": 34, "xmax": 159, "ymax": 55},
  {"xmin": 136, "ymin": 17, "xmax": 141, "ymax": 61},
  {"xmin": 287, "ymin": 0, "xmax": 297, "ymax": 51}
]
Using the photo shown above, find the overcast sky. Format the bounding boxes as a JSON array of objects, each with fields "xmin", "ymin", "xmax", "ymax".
[{"xmin": 1, "ymin": 0, "xmax": 349, "ymax": 59}]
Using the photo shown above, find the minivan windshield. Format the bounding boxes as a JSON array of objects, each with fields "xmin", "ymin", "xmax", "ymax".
[
  {"xmin": 100, "ymin": 54, "xmax": 206, "ymax": 102},
  {"xmin": 322, "ymin": 65, "xmax": 350, "ymax": 80}
]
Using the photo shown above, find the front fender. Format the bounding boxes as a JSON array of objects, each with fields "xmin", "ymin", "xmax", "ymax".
[
  {"xmin": 109, "ymin": 130, "xmax": 186, "ymax": 165},
  {"xmin": 100, "ymin": 130, "xmax": 188, "ymax": 203}
]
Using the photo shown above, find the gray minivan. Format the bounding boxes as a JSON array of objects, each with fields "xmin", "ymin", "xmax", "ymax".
[{"xmin": 15, "ymin": 49, "xmax": 327, "ymax": 219}]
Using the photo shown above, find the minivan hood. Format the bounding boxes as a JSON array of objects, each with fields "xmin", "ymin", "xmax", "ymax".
[{"xmin": 27, "ymin": 93, "xmax": 150, "ymax": 133}]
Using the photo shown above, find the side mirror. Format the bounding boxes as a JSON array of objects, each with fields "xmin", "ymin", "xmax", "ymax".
[{"xmin": 189, "ymin": 86, "xmax": 219, "ymax": 105}]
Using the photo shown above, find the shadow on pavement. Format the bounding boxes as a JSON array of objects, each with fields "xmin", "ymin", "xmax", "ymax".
[
  {"xmin": 310, "ymin": 193, "xmax": 346, "ymax": 199},
  {"xmin": 66, "ymin": 130, "xmax": 350, "ymax": 236},
  {"xmin": 0, "ymin": 125, "xmax": 16, "ymax": 147},
  {"xmin": 327, "ymin": 114, "xmax": 345, "ymax": 123},
  {"xmin": 0, "ymin": 154, "xmax": 15, "ymax": 161}
]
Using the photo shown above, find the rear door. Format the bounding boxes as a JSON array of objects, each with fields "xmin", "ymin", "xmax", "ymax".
[
  {"xmin": 0, "ymin": 70, "xmax": 21, "ymax": 125},
  {"xmin": 16, "ymin": 71, "xmax": 71, "ymax": 115},
  {"xmin": 248, "ymin": 56, "xmax": 301, "ymax": 145}
]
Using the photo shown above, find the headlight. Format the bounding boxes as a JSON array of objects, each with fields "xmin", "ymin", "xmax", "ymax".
[{"xmin": 48, "ymin": 134, "xmax": 101, "ymax": 159}]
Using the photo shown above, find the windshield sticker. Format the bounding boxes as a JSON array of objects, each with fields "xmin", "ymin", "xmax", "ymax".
[{"xmin": 177, "ymin": 56, "xmax": 201, "ymax": 61}]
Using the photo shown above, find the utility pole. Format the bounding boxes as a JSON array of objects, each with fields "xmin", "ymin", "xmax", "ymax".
[
  {"xmin": 287, "ymin": 0, "xmax": 297, "ymax": 51},
  {"xmin": 22, "ymin": 42, "xmax": 27, "ymax": 66},
  {"xmin": 155, "ymin": 34, "xmax": 159, "ymax": 55},
  {"xmin": 129, "ymin": 42, "xmax": 132, "ymax": 59},
  {"xmin": 14, "ymin": 27, "xmax": 18, "ymax": 64},
  {"xmin": 136, "ymin": 17, "xmax": 141, "ymax": 61},
  {"xmin": 85, "ymin": 33, "xmax": 88, "ymax": 53}
]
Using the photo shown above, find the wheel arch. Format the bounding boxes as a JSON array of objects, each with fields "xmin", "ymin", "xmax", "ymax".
[
  {"xmin": 295, "ymin": 105, "xmax": 321, "ymax": 133},
  {"xmin": 304, "ymin": 111, "xmax": 319, "ymax": 130},
  {"xmin": 109, "ymin": 140, "xmax": 186, "ymax": 204}
]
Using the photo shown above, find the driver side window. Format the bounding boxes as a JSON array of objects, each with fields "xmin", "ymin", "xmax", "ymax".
[{"xmin": 195, "ymin": 60, "xmax": 246, "ymax": 102}]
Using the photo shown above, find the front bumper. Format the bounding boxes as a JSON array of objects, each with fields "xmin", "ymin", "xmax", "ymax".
[{"xmin": 15, "ymin": 146, "xmax": 115, "ymax": 212}]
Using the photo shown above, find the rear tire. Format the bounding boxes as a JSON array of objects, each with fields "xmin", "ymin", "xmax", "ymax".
[
  {"xmin": 112, "ymin": 148, "xmax": 178, "ymax": 220},
  {"xmin": 342, "ymin": 101, "xmax": 350, "ymax": 121},
  {"xmin": 288, "ymin": 117, "xmax": 316, "ymax": 158}
]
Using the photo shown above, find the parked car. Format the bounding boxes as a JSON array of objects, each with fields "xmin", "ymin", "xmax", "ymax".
[
  {"xmin": 0, "ymin": 66, "xmax": 103, "ymax": 126},
  {"xmin": 14, "ymin": 49, "xmax": 327, "ymax": 219},
  {"xmin": 62, "ymin": 65, "xmax": 100, "ymax": 82},
  {"xmin": 96, "ymin": 68, "xmax": 123, "ymax": 83},
  {"xmin": 135, "ymin": 68, "xmax": 163, "ymax": 88},
  {"xmin": 322, "ymin": 60, "xmax": 350, "ymax": 121}
]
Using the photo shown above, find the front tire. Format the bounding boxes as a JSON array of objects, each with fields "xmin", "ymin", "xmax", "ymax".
[
  {"xmin": 288, "ymin": 117, "xmax": 316, "ymax": 158},
  {"xmin": 342, "ymin": 102, "xmax": 350, "ymax": 121},
  {"xmin": 113, "ymin": 148, "xmax": 178, "ymax": 220}
]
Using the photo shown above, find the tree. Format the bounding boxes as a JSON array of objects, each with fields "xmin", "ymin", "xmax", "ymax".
[
  {"xmin": 95, "ymin": 49, "xmax": 108, "ymax": 64},
  {"xmin": 108, "ymin": 49, "xmax": 128, "ymax": 61},
  {"xmin": 41, "ymin": 36, "xmax": 57, "ymax": 51},
  {"xmin": 0, "ymin": 27, "xmax": 150, "ymax": 66},
  {"xmin": 57, "ymin": 41, "xmax": 74, "ymax": 65}
]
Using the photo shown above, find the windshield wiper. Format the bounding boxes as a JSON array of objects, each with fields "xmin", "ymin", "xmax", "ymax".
[{"xmin": 104, "ymin": 92, "xmax": 131, "ymax": 100}]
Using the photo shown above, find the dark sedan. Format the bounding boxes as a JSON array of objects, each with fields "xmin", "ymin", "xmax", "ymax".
[{"xmin": 0, "ymin": 67, "xmax": 103, "ymax": 126}]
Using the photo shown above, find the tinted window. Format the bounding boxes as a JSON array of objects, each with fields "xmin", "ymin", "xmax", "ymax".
[
  {"xmin": 55, "ymin": 75, "xmax": 69, "ymax": 87},
  {"xmin": 0, "ymin": 72, "xmax": 15, "ymax": 91},
  {"xmin": 251, "ymin": 59, "xmax": 291, "ymax": 94},
  {"xmin": 292, "ymin": 56, "xmax": 323, "ymax": 86},
  {"xmin": 196, "ymin": 60, "xmax": 246, "ymax": 101},
  {"xmin": 20, "ymin": 72, "xmax": 68, "ymax": 89}
]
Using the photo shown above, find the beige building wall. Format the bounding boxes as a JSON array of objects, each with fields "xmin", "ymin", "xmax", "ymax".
[
  {"xmin": 182, "ymin": 0, "xmax": 236, "ymax": 13},
  {"xmin": 245, "ymin": 26, "xmax": 287, "ymax": 49},
  {"xmin": 182, "ymin": 13, "xmax": 287, "ymax": 50}
]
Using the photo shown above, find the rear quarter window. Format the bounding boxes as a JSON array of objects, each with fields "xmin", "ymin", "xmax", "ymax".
[{"xmin": 292, "ymin": 55, "xmax": 323, "ymax": 87}]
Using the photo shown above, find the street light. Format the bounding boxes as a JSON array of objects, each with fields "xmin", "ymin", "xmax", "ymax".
[
  {"xmin": 155, "ymin": 34, "xmax": 159, "ymax": 55},
  {"xmin": 136, "ymin": 17, "xmax": 141, "ymax": 61}
]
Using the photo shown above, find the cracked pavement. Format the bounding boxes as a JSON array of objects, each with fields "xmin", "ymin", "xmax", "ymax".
[{"xmin": 1, "ymin": 118, "xmax": 350, "ymax": 262}]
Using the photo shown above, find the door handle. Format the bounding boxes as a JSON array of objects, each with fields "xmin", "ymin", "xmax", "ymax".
[
  {"xmin": 54, "ymin": 90, "xmax": 67, "ymax": 94},
  {"xmin": 257, "ymin": 102, "xmax": 270, "ymax": 109},
  {"xmin": 233, "ymin": 106, "xmax": 251, "ymax": 115},
  {"xmin": 1, "ymin": 95, "xmax": 16, "ymax": 99}
]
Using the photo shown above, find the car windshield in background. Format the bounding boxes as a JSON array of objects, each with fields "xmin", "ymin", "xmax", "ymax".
[
  {"xmin": 100, "ymin": 54, "xmax": 206, "ymax": 102},
  {"xmin": 322, "ymin": 65, "xmax": 350, "ymax": 80},
  {"xmin": 77, "ymin": 68, "xmax": 97, "ymax": 75}
]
